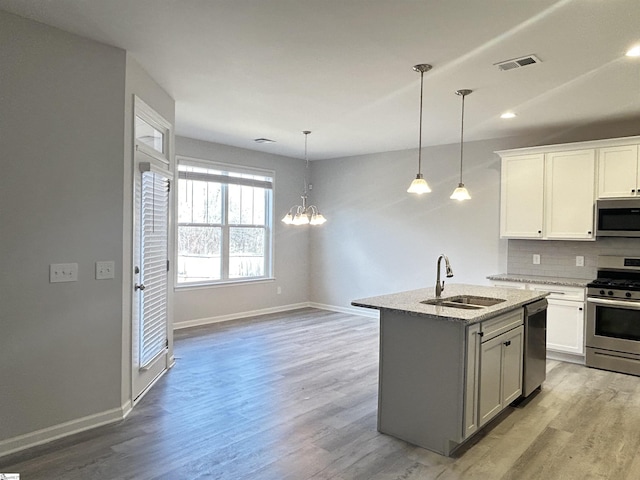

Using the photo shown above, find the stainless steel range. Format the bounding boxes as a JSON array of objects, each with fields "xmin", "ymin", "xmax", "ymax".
[{"xmin": 586, "ymin": 256, "xmax": 640, "ymax": 376}]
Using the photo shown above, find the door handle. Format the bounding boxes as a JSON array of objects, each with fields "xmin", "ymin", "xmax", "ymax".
[
  {"xmin": 134, "ymin": 283, "xmax": 146, "ymax": 291},
  {"xmin": 504, "ymin": 340, "xmax": 511, "ymax": 347}
]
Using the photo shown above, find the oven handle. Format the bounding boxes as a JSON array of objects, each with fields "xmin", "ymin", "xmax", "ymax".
[{"xmin": 587, "ymin": 297, "xmax": 640, "ymax": 309}]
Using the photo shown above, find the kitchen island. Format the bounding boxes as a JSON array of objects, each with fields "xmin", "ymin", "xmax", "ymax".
[{"xmin": 352, "ymin": 284, "xmax": 547, "ymax": 456}]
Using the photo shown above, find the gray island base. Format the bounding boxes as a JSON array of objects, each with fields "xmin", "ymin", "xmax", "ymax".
[{"xmin": 352, "ymin": 284, "xmax": 547, "ymax": 456}]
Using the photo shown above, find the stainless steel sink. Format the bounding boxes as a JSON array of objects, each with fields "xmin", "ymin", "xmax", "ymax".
[{"xmin": 420, "ymin": 295, "xmax": 506, "ymax": 310}]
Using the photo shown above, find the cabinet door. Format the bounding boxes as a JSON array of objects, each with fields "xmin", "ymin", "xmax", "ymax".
[
  {"xmin": 500, "ymin": 154, "xmax": 544, "ymax": 238},
  {"xmin": 597, "ymin": 145, "xmax": 639, "ymax": 198},
  {"xmin": 501, "ymin": 326, "xmax": 524, "ymax": 405},
  {"xmin": 545, "ymin": 149, "xmax": 596, "ymax": 240},
  {"xmin": 479, "ymin": 333, "xmax": 503, "ymax": 427},
  {"xmin": 479, "ymin": 326, "xmax": 524, "ymax": 427},
  {"xmin": 546, "ymin": 298, "xmax": 585, "ymax": 355},
  {"xmin": 464, "ymin": 323, "xmax": 481, "ymax": 439}
]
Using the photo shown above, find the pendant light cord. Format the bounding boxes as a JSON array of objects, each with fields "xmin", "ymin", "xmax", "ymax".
[
  {"xmin": 417, "ymin": 70, "xmax": 424, "ymax": 174},
  {"xmin": 303, "ymin": 130, "xmax": 310, "ymax": 195},
  {"xmin": 459, "ymin": 93, "xmax": 465, "ymax": 184}
]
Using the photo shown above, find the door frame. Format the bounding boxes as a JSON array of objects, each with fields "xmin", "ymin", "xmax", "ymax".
[{"xmin": 131, "ymin": 95, "xmax": 174, "ymax": 404}]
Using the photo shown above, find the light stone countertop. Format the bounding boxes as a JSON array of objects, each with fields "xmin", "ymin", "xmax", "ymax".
[
  {"xmin": 487, "ymin": 273, "xmax": 590, "ymax": 288},
  {"xmin": 351, "ymin": 284, "xmax": 547, "ymax": 325}
]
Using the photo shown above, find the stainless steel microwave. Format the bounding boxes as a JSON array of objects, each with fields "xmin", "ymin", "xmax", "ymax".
[{"xmin": 596, "ymin": 198, "xmax": 640, "ymax": 237}]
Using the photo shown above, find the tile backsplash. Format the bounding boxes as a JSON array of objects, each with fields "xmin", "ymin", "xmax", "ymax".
[{"xmin": 507, "ymin": 238, "xmax": 640, "ymax": 279}]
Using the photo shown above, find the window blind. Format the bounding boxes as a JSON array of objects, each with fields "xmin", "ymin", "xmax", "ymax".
[{"xmin": 139, "ymin": 171, "xmax": 170, "ymax": 369}]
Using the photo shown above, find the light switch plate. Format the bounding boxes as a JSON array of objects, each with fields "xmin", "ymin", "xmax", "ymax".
[
  {"xmin": 96, "ymin": 261, "xmax": 115, "ymax": 280},
  {"xmin": 50, "ymin": 263, "xmax": 78, "ymax": 283}
]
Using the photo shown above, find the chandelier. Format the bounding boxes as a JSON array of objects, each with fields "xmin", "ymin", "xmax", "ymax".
[{"xmin": 281, "ymin": 131, "xmax": 327, "ymax": 226}]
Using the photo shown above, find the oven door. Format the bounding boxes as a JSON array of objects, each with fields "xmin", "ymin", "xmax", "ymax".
[{"xmin": 586, "ymin": 297, "xmax": 640, "ymax": 355}]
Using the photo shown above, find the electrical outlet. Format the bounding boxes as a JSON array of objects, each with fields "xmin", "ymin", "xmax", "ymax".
[
  {"xmin": 532, "ymin": 254, "xmax": 541, "ymax": 265},
  {"xmin": 96, "ymin": 261, "xmax": 115, "ymax": 280},
  {"xmin": 50, "ymin": 263, "xmax": 78, "ymax": 283},
  {"xmin": 276, "ymin": 286, "xmax": 282, "ymax": 295},
  {"xmin": 576, "ymin": 256, "xmax": 585, "ymax": 267}
]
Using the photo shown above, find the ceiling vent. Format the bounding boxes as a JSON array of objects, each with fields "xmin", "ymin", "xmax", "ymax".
[{"xmin": 495, "ymin": 54, "xmax": 541, "ymax": 71}]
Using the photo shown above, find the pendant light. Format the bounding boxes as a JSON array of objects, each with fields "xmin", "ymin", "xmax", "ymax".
[
  {"xmin": 407, "ymin": 64, "xmax": 433, "ymax": 194},
  {"xmin": 450, "ymin": 89, "xmax": 472, "ymax": 201},
  {"xmin": 281, "ymin": 131, "xmax": 327, "ymax": 226}
]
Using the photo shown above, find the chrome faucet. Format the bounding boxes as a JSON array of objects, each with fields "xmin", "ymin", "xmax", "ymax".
[{"xmin": 435, "ymin": 254, "xmax": 454, "ymax": 298}]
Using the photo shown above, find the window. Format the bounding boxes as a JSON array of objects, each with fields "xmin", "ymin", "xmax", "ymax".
[
  {"xmin": 177, "ymin": 158, "xmax": 273, "ymax": 285},
  {"xmin": 134, "ymin": 96, "xmax": 170, "ymax": 165}
]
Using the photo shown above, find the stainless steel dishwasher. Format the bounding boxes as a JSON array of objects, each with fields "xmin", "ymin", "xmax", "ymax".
[{"xmin": 521, "ymin": 299, "xmax": 548, "ymax": 398}]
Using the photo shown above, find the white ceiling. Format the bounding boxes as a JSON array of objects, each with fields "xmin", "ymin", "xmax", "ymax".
[{"xmin": 2, "ymin": 0, "xmax": 639, "ymax": 159}]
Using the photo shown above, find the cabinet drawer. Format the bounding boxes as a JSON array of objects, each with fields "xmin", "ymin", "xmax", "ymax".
[
  {"xmin": 529, "ymin": 284, "xmax": 585, "ymax": 301},
  {"xmin": 480, "ymin": 309, "xmax": 524, "ymax": 342}
]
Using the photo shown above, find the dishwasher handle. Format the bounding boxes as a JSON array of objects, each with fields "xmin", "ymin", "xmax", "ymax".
[{"xmin": 524, "ymin": 299, "xmax": 548, "ymax": 316}]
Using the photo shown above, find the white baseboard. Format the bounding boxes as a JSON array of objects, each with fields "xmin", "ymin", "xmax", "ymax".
[
  {"xmin": 0, "ymin": 403, "xmax": 129, "ymax": 459},
  {"xmin": 172, "ymin": 302, "xmax": 312, "ymax": 330},
  {"xmin": 173, "ymin": 301, "xmax": 379, "ymax": 330},
  {"xmin": 547, "ymin": 350, "xmax": 585, "ymax": 365}
]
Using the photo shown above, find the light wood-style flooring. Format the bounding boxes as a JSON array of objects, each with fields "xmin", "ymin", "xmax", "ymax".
[{"xmin": 2, "ymin": 308, "xmax": 640, "ymax": 479}]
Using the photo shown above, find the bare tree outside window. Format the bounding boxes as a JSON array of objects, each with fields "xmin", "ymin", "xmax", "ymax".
[{"xmin": 177, "ymin": 161, "xmax": 273, "ymax": 285}]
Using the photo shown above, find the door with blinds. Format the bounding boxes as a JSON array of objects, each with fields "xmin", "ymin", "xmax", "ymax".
[{"xmin": 132, "ymin": 163, "xmax": 171, "ymax": 401}]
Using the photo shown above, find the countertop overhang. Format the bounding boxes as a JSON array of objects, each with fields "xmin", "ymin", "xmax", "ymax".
[
  {"xmin": 352, "ymin": 284, "xmax": 547, "ymax": 324},
  {"xmin": 487, "ymin": 273, "xmax": 589, "ymax": 288}
]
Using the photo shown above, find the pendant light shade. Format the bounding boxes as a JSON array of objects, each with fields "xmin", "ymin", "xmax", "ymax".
[
  {"xmin": 450, "ymin": 89, "xmax": 472, "ymax": 201},
  {"xmin": 407, "ymin": 64, "xmax": 432, "ymax": 194},
  {"xmin": 281, "ymin": 131, "xmax": 327, "ymax": 226}
]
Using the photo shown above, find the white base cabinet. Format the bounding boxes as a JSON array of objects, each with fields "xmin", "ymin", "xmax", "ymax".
[
  {"xmin": 491, "ymin": 280, "xmax": 585, "ymax": 358},
  {"xmin": 544, "ymin": 298, "xmax": 584, "ymax": 355}
]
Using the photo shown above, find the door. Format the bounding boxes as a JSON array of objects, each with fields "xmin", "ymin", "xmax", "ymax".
[
  {"xmin": 131, "ymin": 96, "xmax": 173, "ymax": 402},
  {"xmin": 597, "ymin": 145, "xmax": 639, "ymax": 198},
  {"xmin": 479, "ymin": 333, "xmax": 503, "ymax": 426},
  {"xmin": 500, "ymin": 154, "xmax": 545, "ymax": 238},
  {"xmin": 544, "ymin": 149, "xmax": 596, "ymax": 239},
  {"xmin": 501, "ymin": 326, "xmax": 524, "ymax": 405},
  {"xmin": 546, "ymin": 298, "xmax": 585, "ymax": 355},
  {"xmin": 133, "ymin": 164, "xmax": 171, "ymax": 400}
]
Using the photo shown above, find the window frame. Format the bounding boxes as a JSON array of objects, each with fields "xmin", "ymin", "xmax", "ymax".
[{"xmin": 175, "ymin": 156, "xmax": 274, "ymax": 288}]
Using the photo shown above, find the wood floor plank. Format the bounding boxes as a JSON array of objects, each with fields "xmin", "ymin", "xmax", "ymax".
[{"xmin": 3, "ymin": 308, "xmax": 640, "ymax": 479}]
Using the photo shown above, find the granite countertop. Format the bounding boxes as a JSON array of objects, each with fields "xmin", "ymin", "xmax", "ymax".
[
  {"xmin": 487, "ymin": 273, "xmax": 590, "ymax": 288},
  {"xmin": 351, "ymin": 284, "xmax": 547, "ymax": 325}
]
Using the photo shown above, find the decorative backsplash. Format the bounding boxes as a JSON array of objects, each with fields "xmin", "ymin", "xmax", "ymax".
[{"xmin": 507, "ymin": 238, "xmax": 640, "ymax": 279}]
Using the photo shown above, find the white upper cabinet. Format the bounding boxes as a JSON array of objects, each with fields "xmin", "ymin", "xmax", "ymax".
[
  {"xmin": 597, "ymin": 145, "xmax": 640, "ymax": 198},
  {"xmin": 498, "ymin": 136, "xmax": 640, "ymax": 241},
  {"xmin": 500, "ymin": 154, "xmax": 544, "ymax": 238},
  {"xmin": 544, "ymin": 149, "xmax": 595, "ymax": 240}
]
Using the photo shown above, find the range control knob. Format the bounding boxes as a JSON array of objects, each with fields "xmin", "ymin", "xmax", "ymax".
[
  {"xmin": 608, "ymin": 291, "xmax": 614, "ymax": 296},
  {"xmin": 600, "ymin": 290, "xmax": 605, "ymax": 295},
  {"xmin": 627, "ymin": 292, "xmax": 632, "ymax": 298}
]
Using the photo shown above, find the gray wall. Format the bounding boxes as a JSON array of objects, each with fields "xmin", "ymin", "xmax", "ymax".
[
  {"xmin": 173, "ymin": 136, "xmax": 310, "ymax": 326},
  {"xmin": 309, "ymin": 120, "xmax": 640, "ymax": 311},
  {"xmin": 0, "ymin": 11, "xmax": 126, "ymax": 441},
  {"xmin": 308, "ymin": 139, "xmax": 508, "ymax": 310}
]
